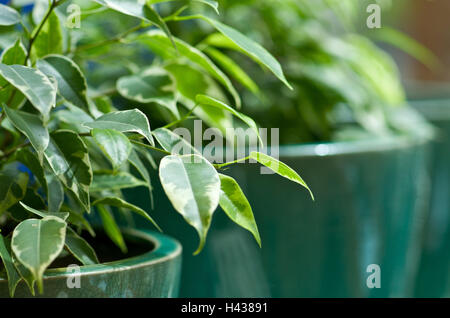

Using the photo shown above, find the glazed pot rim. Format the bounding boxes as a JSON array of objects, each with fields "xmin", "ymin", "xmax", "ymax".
[
  {"xmin": 260, "ymin": 134, "xmax": 432, "ymax": 159},
  {"xmin": 0, "ymin": 228, "xmax": 182, "ymax": 282}
]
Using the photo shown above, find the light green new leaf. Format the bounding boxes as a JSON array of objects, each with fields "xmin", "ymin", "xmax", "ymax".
[
  {"xmin": 249, "ymin": 152, "xmax": 314, "ymax": 200},
  {"xmin": 0, "ymin": 4, "xmax": 20, "ymax": 26},
  {"xmin": 11, "ymin": 217, "xmax": 67, "ymax": 294},
  {"xmin": 218, "ymin": 174, "xmax": 261, "ymax": 247},
  {"xmin": 36, "ymin": 55, "xmax": 89, "ymax": 111},
  {"xmin": 137, "ymin": 30, "xmax": 241, "ymax": 107},
  {"xmin": 90, "ymin": 172, "xmax": 147, "ymax": 192},
  {"xmin": 197, "ymin": 16, "xmax": 292, "ymax": 89},
  {"xmin": 159, "ymin": 154, "xmax": 220, "ymax": 254},
  {"xmin": 65, "ymin": 227, "xmax": 99, "ymax": 266},
  {"xmin": 83, "ymin": 109, "xmax": 154, "ymax": 146},
  {"xmin": 93, "ymin": 197, "xmax": 161, "ymax": 231},
  {"xmin": 153, "ymin": 127, "xmax": 200, "ymax": 156},
  {"xmin": 116, "ymin": 67, "xmax": 179, "ymax": 117},
  {"xmin": 4, "ymin": 107, "xmax": 49, "ymax": 161},
  {"xmin": 33, "ymin": 11, "xmax": 63, "ymax": 58},
  {"xmin": 196, "ymin": 94, "xmax": 263, "ymax": 146},
  {"xmin": 0, "ymin": 235, "xmax": 21, "ymax": 297},
  {"xmin": 0, "ymin": 172, "xmax": 28, "ymax": 216},
  {"xmin": 92, "ymin": 128, "xmax": 132, "ymax": 170},
  {"xmin": 204, "ymin": 46, "xmax": 259, "ymax": 95},
  {"xmin": 44, "ymin": 130, "xmax": 92, "ymax": 213},
  {"xmin": 0, "ymin": 64, "xmax": 56, "ymax": 121},
  {"xmin": 97, "ymin": 204, "xmax": 127, "ymax": 253},
  {"xmin": 148, "ymin": 0, "xmax": 219, "ymax": 14},
  {"xmin": 0, "ymin": 39, "xmax": 26, "ymax": 108},
  {"xmin": 19, "ymin": 202, "xmax": 69, "ymax": 221}
]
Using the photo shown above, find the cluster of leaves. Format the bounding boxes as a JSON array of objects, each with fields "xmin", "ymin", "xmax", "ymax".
[
  {"xmin": 0, "ymin": 0, "xmax": 313, "ymax": 297},
  {"xmin": 173, "ymin": 0, "xmax": 432, "ymax": 143}
]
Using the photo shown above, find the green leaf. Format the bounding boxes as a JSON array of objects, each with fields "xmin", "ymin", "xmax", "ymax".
[
  {"xmin": 97, "ymin": 204, "xmax": 127, "ymax": 253},
  {"xmin": 45, "ymin": 170, "xmax": 64, "ymax": 213},
  {"xmin": 0, "ymin": 4, "xmax": 20, "ymax": 26},
  {"xmin": 128, "ymin": 149, "xmax": 154, "ymax": 209},
  {"xmin": 65, "ymin": 227, "xmax": 99, "ymax": 266},
  {"xmin": 4, "ymin": 107, "xmax": 49, "ymax": 161},
  {"xmin": 91, "ymin": 172, "xmax": 147, "ymax": 192},
  {"xmin": 195, "ymin": 94, "xmax": 263, "ymax": 146},
  {"xmin": 249, "ymin": 152, "xmax": 314, "ymax": 200},
  {"xmin": 0, "ymin": 235, "xmax": 21, "ymax": 297},
  {"xmin": 91, "ymin": 128, "xmax": 132, "ymax": 170},
  {"xmin": 159, "ymin": 154, "xmax": 220, "ymax": 254},
  {"xmin": 153, "ymin": 127, "xmax": 200, "ymax": 155},
  {"xmin": 36, "ymin": 55, "xmax": 89, "ymax": 111},
  {"xmin": 116, "ymin": 67, "xmax": 179, "ymax": 118},
  {"xmin": 218, "ymin": 174, "xmax": 261, "ymax": 247},
  {"xmin": 148, "ymin": 0, "xmax": 219, "ymax": 14},
  {"xmin": 19, "ymin": 202, "xmax": 69, "ymax": 221},
  {"xmin": 0, "ymin": 64, "xmax": 56, "ymax": 121},
  {"xmin": 11, "ymin": 217, "xmax": 67, "ymax": 294},
  {"xmin": 32, "ymin": 11, "xmax": 63, "ymax": 58},
  {"xmin": 0, "ymin": 39, "xmax": 26, "ymax": 108},
  {"xmin": 44, "ymin": 130, "xmax": 92, "ymax": 213},
  {"xmin": 137, "ymin": 30, "xmax": 241, "ymax": 107},
  {"xmin": 93, "ymin": 197, "xmax": 161, "ymax": 231},
  {"xmin": 0, "ymin": 171, "xmax": 28, "ymax": 216},
  {"xmin": 203, "ymin": 46, "xmax": 259, "ymax": 95},
  {"xmin": 83, "ymin": 109, "xmax": 155, "ymax": 146},
  {"xmin": 15, "ymin": 149, "xmax": 47, "ymax": 194},
  {"xmin": 12, "ymin": 255, "xmax": 35, "ymax": 296},
  {"xmin": 197, "ymin": 16, "xmax": 292, "ymax": 89}
]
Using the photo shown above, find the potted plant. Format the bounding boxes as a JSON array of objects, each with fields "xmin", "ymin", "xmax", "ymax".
[
  {"xmin": 125, "ymin": 0, "xmax": 435, "ymax": 297},
  {"xmin": 0, "ymin": 0, "xmax": 310, "ymax": 297}
]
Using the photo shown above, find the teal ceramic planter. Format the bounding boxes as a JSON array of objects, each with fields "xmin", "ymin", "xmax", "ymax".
[
  {"xmin": 411, "ymin": 99, "xmax": 450, "ymax": 298},
  {"xmin": 0, "ymin": 229, "xmax": 182, "ymax": 298},
  {"xmin": 126, "ymin": 135, "xmax": 432, "ymax": 297}
]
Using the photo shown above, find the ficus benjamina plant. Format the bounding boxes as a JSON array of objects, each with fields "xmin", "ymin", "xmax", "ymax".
[{"xmin": 0, "ymin": 0, "xmax": 313, "ymax": 297}]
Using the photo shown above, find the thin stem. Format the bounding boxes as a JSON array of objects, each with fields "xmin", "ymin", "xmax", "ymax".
[
  {"xmin": 24, "ymin": 0, "xmax": 58, "ymax": 64},
  {"xmin": 164, "ymin": 14, "xmax": 201, "ymax": 23},
  {"xmin": 0, "ymin": 141, "xmax": 30, "ymax": 161},
  {"xmin": 71, "ymin": 22, "xmax": 152, "ymax": 54},
  {"xmin": 163, "ymin": 104, "xmax": 199, "ymax": 129},
  {"xmin": 213, "ymin": 155, "xmax": 251, "ymax": 169}
]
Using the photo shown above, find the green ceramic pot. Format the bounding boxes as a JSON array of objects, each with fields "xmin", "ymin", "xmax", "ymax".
[
  {"xmin": 125, "ymin": 135, "xmax": 432, "ymax": 298},
  {"xmin": 410, "ymin": 99, "xmax": 450, "ymax": 298},
  {"xmin": 0, "ymin": 229, "xmax": 182, "ymax": 298}
]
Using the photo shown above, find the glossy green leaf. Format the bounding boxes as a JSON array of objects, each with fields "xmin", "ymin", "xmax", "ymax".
[
  {"xmin": 11, "ymin": 217, "xmax": 67, "ymax": 294},
  {"xmin": 44, "ymin": 130, "xmax": 92, "ymax": 213},
  {"xmin": 159, "ymin": 154, "xmax": 220, "ymax": 254},
  {"xmin": 196, "ymin": 16, "xmax": 292, "ymax": 89},
  {"xmin": 0, "ymin": 235, "xmax": 21, "ymax": 297},
  {"xmin": 90, "ymin": 172, "xmax": 147, "ymax": 192},
  {"xmin": 44, "ymin": 170, "xmax": 64, "ymax": 213},
  {"xmin": 0, "ymin": 64, "xmax": 56, "ymax": 121},
  {"xmin": 19, "ymin": 202, "xmax": 69, "ymax": 221},
  {"xmin": 128, "ymin": 149, "xmax": 154, "ymax": 209},
  {"xmin": 4, "ymin": 107, "xmax": 49, "ymax": 161},
  {"xmin": 65, "ymin": 227, "xmax": 99, "ymax": 266},
  {"xmin": 93, "ymin": 197, "xmax": 160, "ymax": 231},
  {"xmin": 153, "ymin": 127, "xmax": 200, "ymax": 155},
  {"xmin": 0, "ymin": 171, "xmax": 28, "ymax": 216},
  {"xmin": 0, "ymin": 4, "xmax": 20, "ymax": 26},
  {"xmin": 33, "ymin": 11, "xmax": 63, "ymax": 58},
  {"xmin": 250, "ymin": 152, "xmax": 314, "ymax": 200},
  {"xmin": 116, "ymin": 67, "xmax": 179, "ymax": 118},
  {"xmin": 36, "ymin": 55, "xmax": 89, "ymax": 111},
  {"xmin": 97, "ymin": 204, "xmax": 127, "ymax": 253},
  {"xmin": 15, "ymin": 149, "xmax": 47, "ymax": 194},
  {"xmin": 92, "ymin": 128, "xmax": 132, "ymax": 170},
  {"xmin": 218, "ymin": 174, "xmax": 261, "ymax": 247},
  {"xmin": 83, "ymin": 109, "xmax": 154, "ymax": 146},
  {"xmin": 0, "ymin": 39, "xmax": 26, "ymax": 108},
  {"xmin": 137, "ymin": 30, "xmax": 240, "ymax": 107},
  {"xmin": 196, "ymin": 94, "xmax": 263, "ymax": 146}
]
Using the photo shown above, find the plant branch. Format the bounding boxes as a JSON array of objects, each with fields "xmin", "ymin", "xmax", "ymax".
[
  {"xmin": 130, "ymin": 140, "xmax": 171, "ymax": 156},
  {"xmin": 0, "ymin": 141, "xmax": 30, "ymax": 161}
]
